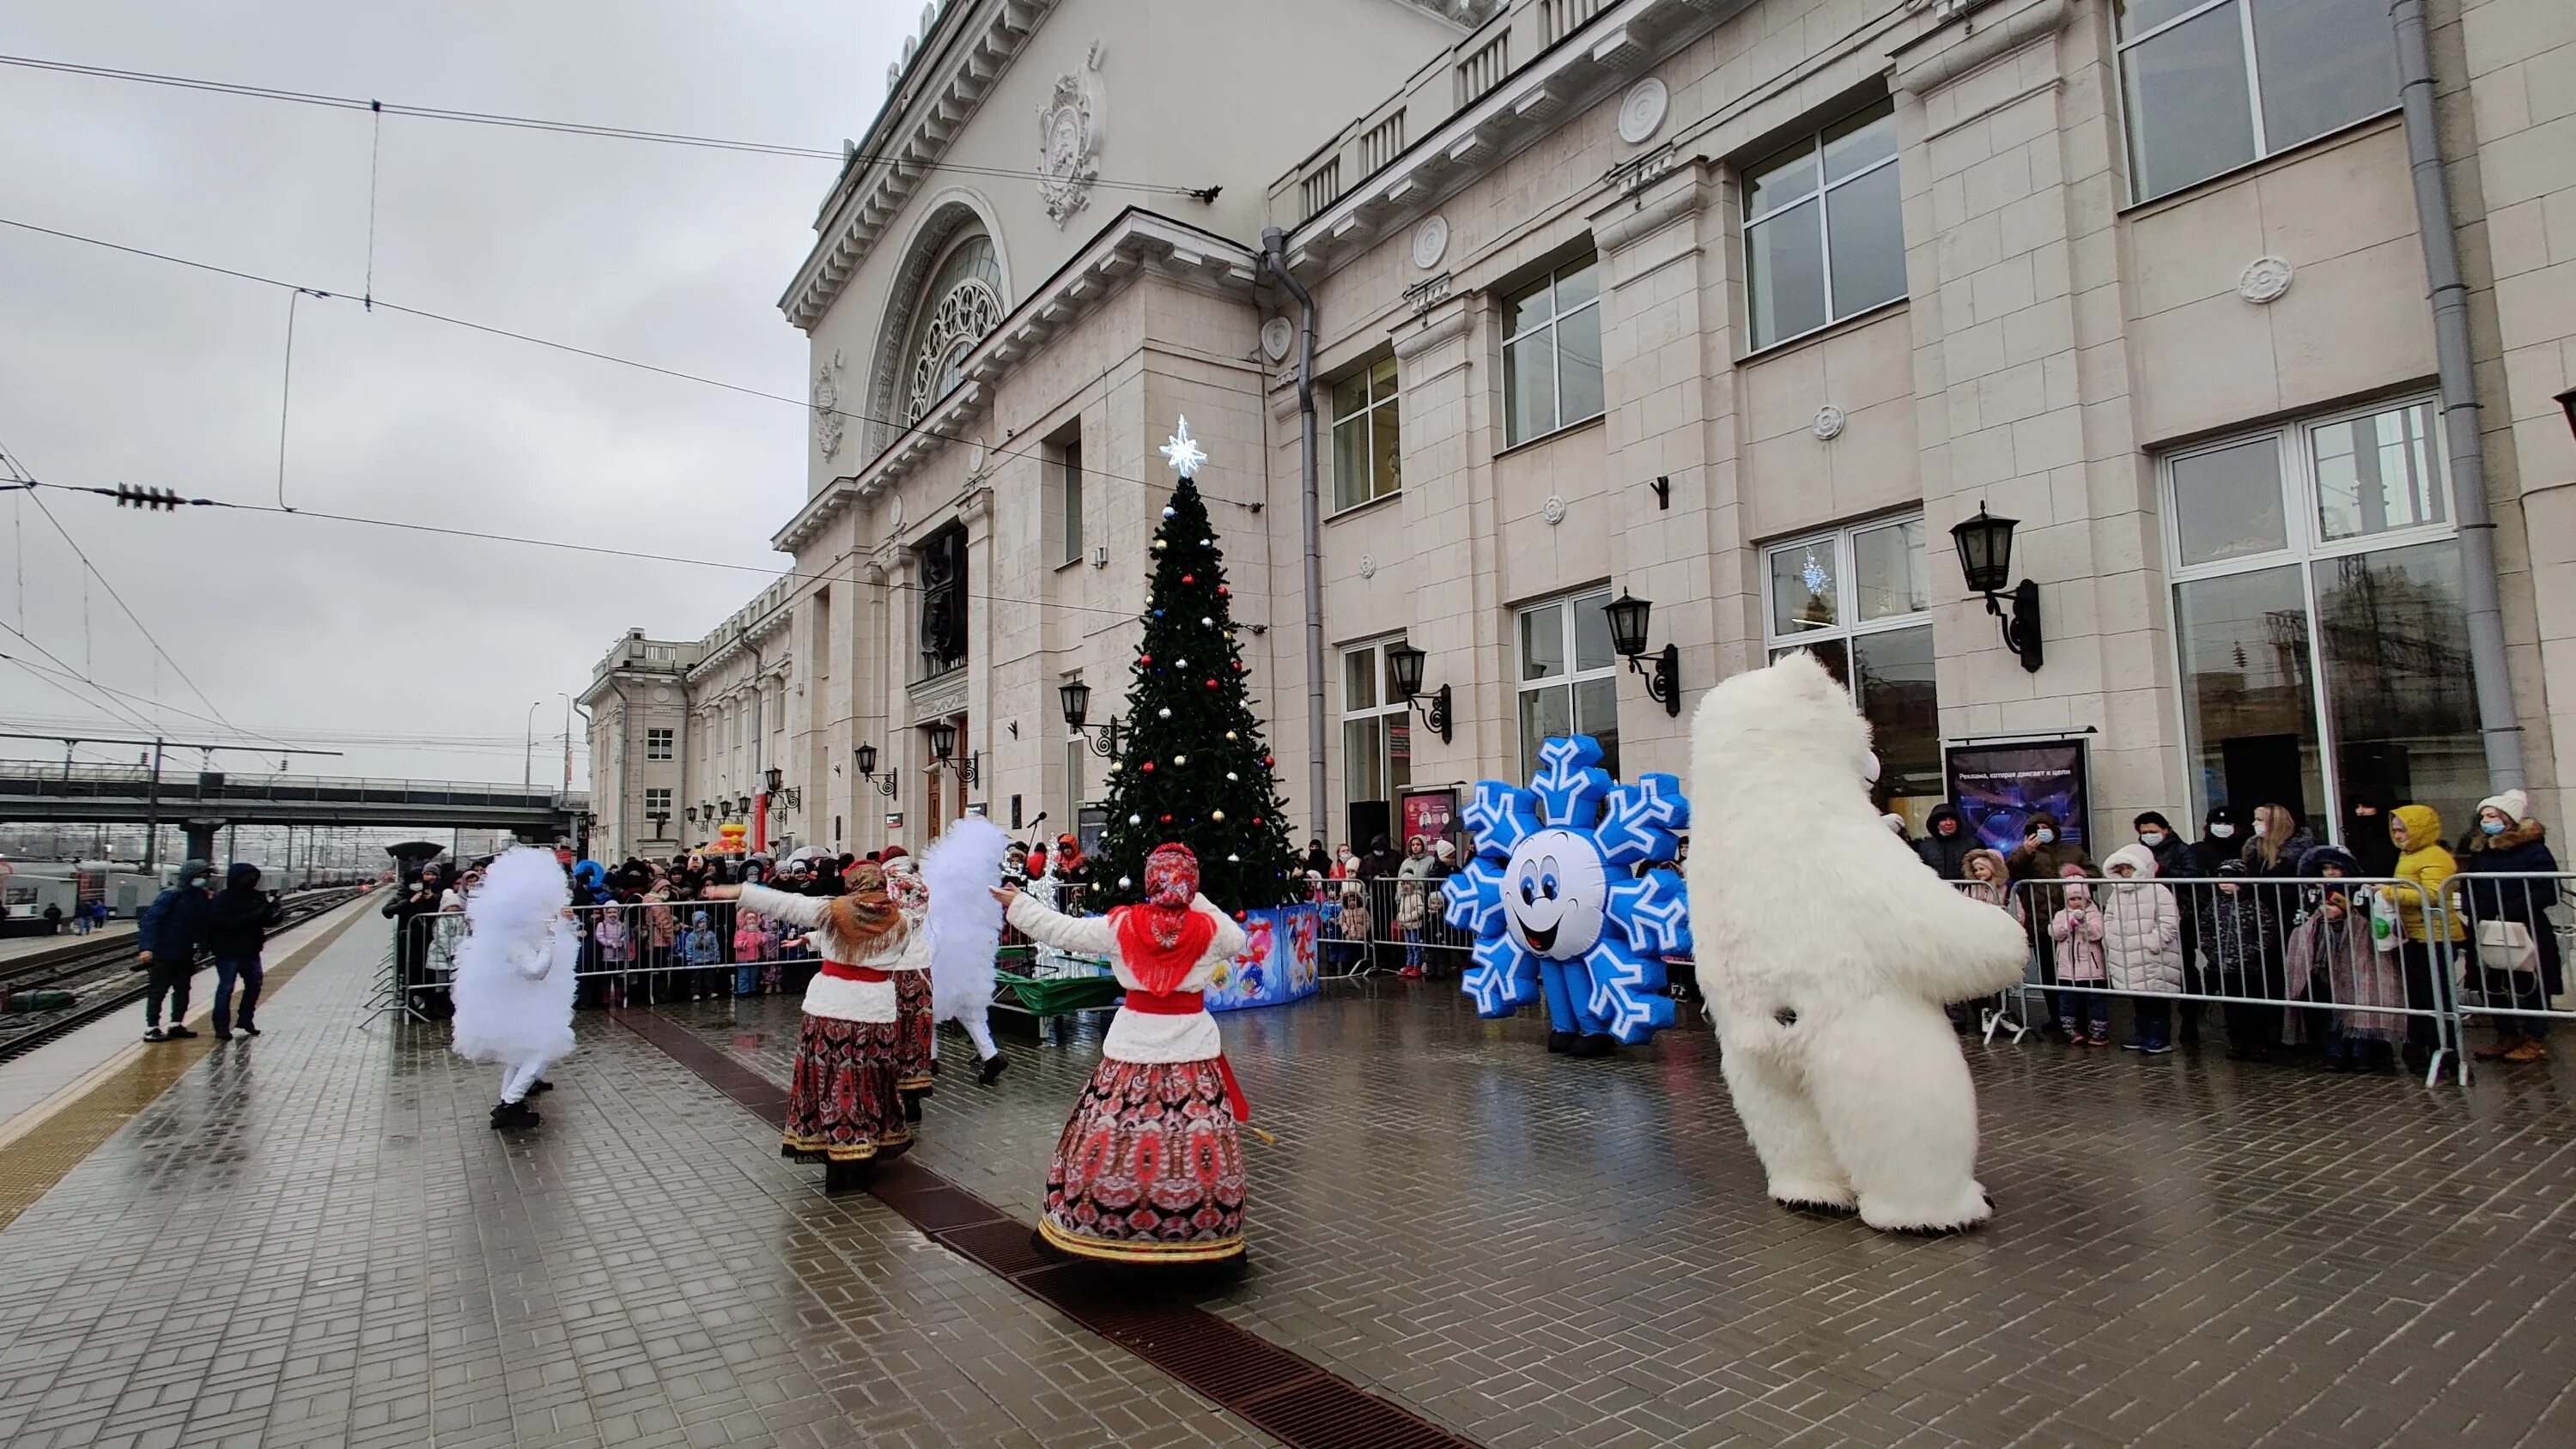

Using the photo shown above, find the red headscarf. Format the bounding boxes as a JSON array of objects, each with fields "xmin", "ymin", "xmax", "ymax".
[{"xmin": 1111, "ymin": 844, "xmax": 1216, "ymax": 991}]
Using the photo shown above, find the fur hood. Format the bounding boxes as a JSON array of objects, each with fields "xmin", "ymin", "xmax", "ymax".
[
  {"xmin": 1962, "ymin": 848, "xmax": 2010, "ymax": 886},
  {"xmin": 2468, "ymin": 817, "xmax": 2547, "ymax": 853},
  {"xmin": 2101, "ymin": 843, "xmax": 2160, "ymax": 878}
]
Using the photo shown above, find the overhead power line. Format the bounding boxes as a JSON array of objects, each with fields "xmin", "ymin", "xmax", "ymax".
[
  {"xmin": 0, "ymin": 52, "xmax": 1218, "ymax": 198},
  {"xmin": 0, "ymin": 214, "xmax": 1261, "ymax": 509}
]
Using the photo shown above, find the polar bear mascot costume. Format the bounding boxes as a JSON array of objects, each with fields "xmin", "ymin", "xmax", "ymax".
[{"xmin": 1686, "ymin": 652, "xmax": 2027, "ymax": 1232}]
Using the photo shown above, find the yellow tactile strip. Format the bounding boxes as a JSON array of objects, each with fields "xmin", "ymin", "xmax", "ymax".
[{"xmin": 0, "ymin": 901, "xmax": 373, "ymax": 1230}]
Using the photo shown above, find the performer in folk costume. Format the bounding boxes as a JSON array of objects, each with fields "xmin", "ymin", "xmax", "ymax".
[
  {"xmin": 923, "ymin": 816, "xmax": 1013, "ymax": 1085},
  {"xmin": 449, "ymin": 846, "xmax": 579, "ymax": 1131},
  {"xmin": 880, "ymin": 855, "xmax": 937, "ymax": 1117},
  {"xmin": 999, "ymin": 843, "xmax": 1253, "ymax": 1266},
  {"xmin": 702, "ymin": 860, "xmax": 920, "ymax": 1181}
]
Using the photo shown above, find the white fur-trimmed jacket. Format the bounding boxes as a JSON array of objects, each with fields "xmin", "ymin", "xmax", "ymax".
[
  {"xmin": 739, "ymin": 883, "xmax": 918, "ymax": 1025},
  {"xmin": 1005, "ymin": 890, "xmax": 1248, "ymax": 1064}
]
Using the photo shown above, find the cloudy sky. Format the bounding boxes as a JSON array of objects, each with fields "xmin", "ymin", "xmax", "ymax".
[{"xmin": 0, "ymin": 2, "xmax": 908, "ymax": 790}]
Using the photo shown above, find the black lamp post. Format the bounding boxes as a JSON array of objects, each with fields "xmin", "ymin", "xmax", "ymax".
[
  {"xmin": 927, "ymin": 721, "xmax": 978, "ymax": 788},
  {"xmin": 854, "ymin": 743, "xmax": 897, "ymax": 798},
  {"xmin": 1948, "ymin": 503, "xmax": 2044, "ymax": 672},
  {"xmin": 1383, "ymin": 641, "xmax": 1453, "ymax": 743},
  {"xmin": 763, "ymin": 766, "xmax": 783, "ymax": 795},
  {"xmin": 1604, "ymin": 591, "xmax": 1680, "ymax": 717},
  {"xmin": 1060, "ymin": 679, "xmax": 1123, "ymax": 759}
]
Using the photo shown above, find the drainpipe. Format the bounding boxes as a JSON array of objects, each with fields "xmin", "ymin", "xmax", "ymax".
[
  {"xmin": 1261, "ymin": 227, "xmax": 1330, "ymax": 846},
  {"xmin": 2391, "ymin": 0, "xmax": 2523, "ymax": 791}
]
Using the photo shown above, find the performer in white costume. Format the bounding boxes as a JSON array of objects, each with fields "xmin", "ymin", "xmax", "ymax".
[
  {"xmin": 1686, "ymin": 652, "xmax": 2028, "ymax": 1232},
  {"xmin": 450, "ymin": 847, "xmax": 580, "ymax": 1131},
  {"xmin": 922, "ymin": 816, "xmax": 1012, "ymax": 1085}
]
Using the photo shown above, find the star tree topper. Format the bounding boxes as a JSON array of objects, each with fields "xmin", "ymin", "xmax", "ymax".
[{"xmin": 1159, "ymin": 415, "xmax": 1207, "ymax": 479}]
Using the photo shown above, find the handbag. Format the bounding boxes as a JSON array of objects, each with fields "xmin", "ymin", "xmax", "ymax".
[{"xmin": 2476, "ymin": 919, "xmax": 2538, "ymax": 975}]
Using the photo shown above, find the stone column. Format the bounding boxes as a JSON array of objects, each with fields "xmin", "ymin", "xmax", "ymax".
[{"xmin": 1388, "ymin": 289, "xmax": 1489, "ymax": 789}]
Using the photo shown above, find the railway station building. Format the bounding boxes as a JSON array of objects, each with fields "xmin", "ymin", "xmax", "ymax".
[{"xmin": 584, "ymin": 0, "xmax": 2576, "ymax": 864}]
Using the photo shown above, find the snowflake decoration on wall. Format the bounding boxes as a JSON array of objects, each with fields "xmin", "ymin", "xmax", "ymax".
[{"xmin": 1443, "ymin": 736, "xmax": 1692, "ymax": 1045}]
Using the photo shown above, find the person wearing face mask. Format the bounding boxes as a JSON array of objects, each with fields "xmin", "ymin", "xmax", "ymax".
[
  {"xmin": 2007, "ymin": 811, "xmax": 2090, "ymax": 1034},
  {"xmin": 2343, "ymin": 791, "xmax": 2400, "ymax": 878},
  {"xmin": 2452, "ymin": 790, "xmax": 2561, "ymax": 1064},
  {"xmin": 2178, "ymin": 807, "xmax": 2245, "ymax": 1046},
  {"xmin": 2386, "ymin": 803, "xmax": 2464, "ymax": 1070}
]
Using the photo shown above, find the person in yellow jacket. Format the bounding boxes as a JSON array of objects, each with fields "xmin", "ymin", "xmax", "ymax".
[{"xmin": 2388, "ymin": 803, "xmax": 2462, "ymax": 1068}]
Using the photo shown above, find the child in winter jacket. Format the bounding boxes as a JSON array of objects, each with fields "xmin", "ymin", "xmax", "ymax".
[
  {"xmin": 2048, "ymin": 873, "xmax": 2110, "ymax": 1045},
  {"xmin": 1948, "ymin": 849, "xmax": 2023, "ymax": 1033},
  {"xmin": 2200, "ymin": 859, "xmax": 2283, "ymax": 1061},
  {"xmin": 2286, "ymin": 845, "xmax": 2406, "ymax": 1073},
  {"xmin": 1334, "ymin": 884, "xmax": 1375, "ymax": 973},
  {"xmin": 732, "ymin": 910, "xmax": 769, "ymax": 997},
  {"xmin": 682, "ymin": 911, "xmax": 722, "ymax": 979},
  {"xmin": 593, "ymin": 911, "xmax": 630, "ymax": 1009},
  {"xmin": 2099, "ymin": 843, "xmax": 2183, "ymax": 1053}
]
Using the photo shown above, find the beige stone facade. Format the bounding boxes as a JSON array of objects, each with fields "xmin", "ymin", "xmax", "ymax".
[{"xmin": 581, "ymin": 0, "xmax": 2574, "ymax": 866}]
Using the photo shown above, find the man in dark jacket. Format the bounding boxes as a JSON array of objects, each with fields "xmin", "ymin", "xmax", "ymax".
[
  {"xmin": 204, "ymin": 862, "xmax": 284, "ymax": 1040},
  {"xmin": 137, "ymin": 861, "xmax": 216, "ymax": 1042},
  {"xmin": 1913, "ymin": 803, "xmax": 1974, "ymax": 879},
  {"xmin": 383, "ymin": 864, "xmax": 452, "ymax": 1019}
]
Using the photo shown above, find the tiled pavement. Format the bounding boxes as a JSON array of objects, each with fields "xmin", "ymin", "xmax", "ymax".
[{"xmin": 3, "ymin": 923, "xmax": 2576, "ymax": 1449}]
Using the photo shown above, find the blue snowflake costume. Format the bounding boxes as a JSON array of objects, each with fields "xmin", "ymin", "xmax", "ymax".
[{"xmin": 1443, "ymin": 737, "xmax": 1692, "ymax": 1055}]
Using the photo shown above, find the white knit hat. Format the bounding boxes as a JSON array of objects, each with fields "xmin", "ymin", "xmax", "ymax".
[{"xmin": 2477, "ymin": 789, "xmax": 2530, "ymax": 822}]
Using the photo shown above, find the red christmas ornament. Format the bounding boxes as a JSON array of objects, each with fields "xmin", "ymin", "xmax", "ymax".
[
  {"xmin": 1217, "ymin": 585, "xmax": 1229, "ymax": 597},
  {"xmin": 1235, "ymin": 910, "xmax": 1248, "ymax": 922},
  {"xmin": 1231, "ymin": 661, "xmax": 1244, "ymax": 671},
  {"xmin": 1139, "ymin": 654, "xmax": 1152, "ymax": 666},
  {"xmin": 1160, "ymin": 814, "xmax": 1173, "ymax": 823},
  {"xmin": 1253, "ymin": 817, "xmax": 1264, "ymax": 826},
  {"xmin": 1140, "ymin": 761, "xmax": 1155, "ymax": 773},
  {"xmin": 1182, "ymin": 573, "xmax": 1195, "ymax": 585},
  {"xmin": 1262, "ymin": 755, "xmax": 1274, "ymax": 767}
]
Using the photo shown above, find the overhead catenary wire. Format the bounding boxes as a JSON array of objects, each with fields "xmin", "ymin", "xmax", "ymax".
[
  {"xmin": 0, "ymin": 623, "xmax": 166, "ymax": 737},
  {"xmin": 0, "ymin": 214, "xmax": 1260, "ymax": 508},
  {"xmin": 0, "ymin": 52, "xmax": 1218, "ymax": 199}
]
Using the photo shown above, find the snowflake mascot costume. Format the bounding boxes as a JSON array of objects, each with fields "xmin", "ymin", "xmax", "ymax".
[
  {"xmin": 1003, "ymin": 843, "xmax": 1251, "ymax": 1266},
  {"xmin": 708, "ymin": 860, "xmax": 919, "ymax": 1184},
  {"xmin": 922, "ymin": 816, "xmax": 1012, "ymax": 1086},
  {"xmin": 450, "ymin": 846, "xmax": 579, "ymax": 1131},
  {"xmin": 1444, "ymin": 736, "xmax": 1691, "ymax": 1056},
  {"xmin": 1686, "ymin": 652, "xmax": 2027, "ymax": 1232}
]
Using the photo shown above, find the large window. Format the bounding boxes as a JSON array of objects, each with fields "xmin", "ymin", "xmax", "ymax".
[
  {"xmin": 1743, "ymin": 99, "xmax": 1905, "ymax": 352},
  {"xmin": 1341, "ymin": 640, "xmax": 1413, "ymax": 840},
  {"xmin": 2116, "ymin": 0, "xmax": 2399, "ymax": 203},
  {"xmin": 2165, "ymin": 397, "xmax": 2478, "ymax": 839},
  {"xmin": 646, "ymin": 727, "xmax": 673, "ymax": 761},
  {"xmin": 1515, "ymin": 590, "xmax": 1620, "ymax": 781},
  {"xmin": 916, "ymin": 523, "xmax": 968, "ymax": 679},
  {"xmin": 902, "ymin": 233, "xmax": 1004, "ymax": 423},
  {"xmin": 1502, "ymin": 258, "xmax": 1604, "ymax": 446},
  {"xmin": 1764, "ymin": 516, "xmax": 1941, "ymax": 822},
  {"xmin": 1332, "ymin": 355, "xmax": 1401, "ymax": 511},
  {"xmin": 643, "ymin": 786, "xmax": 672, "ymax": 822},
  {"xmin": 1050, "ymin": 425, "xmax": 1084, "ymax": 565}
]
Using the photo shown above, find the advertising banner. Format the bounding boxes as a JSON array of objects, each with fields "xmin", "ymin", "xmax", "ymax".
[
  {"xmin": 1944, "ymin": 740, "xmax": 2092, "ymax": 854},
  {"xmin": 1400, "ymin": 787, "xmax": 1461, "ymax": 850}
]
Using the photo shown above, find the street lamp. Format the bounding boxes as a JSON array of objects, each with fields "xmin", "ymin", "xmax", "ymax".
[
  {"xmin": 522, "ymin": 700, "xmax": 543, "ymax": 790},
  {"xmin": 1948, "ymin": 503, "xmax": 2044, "ymax": 672},
  {"xmin": 1603, "ymin": 591, "xmax": 1681, "ymax": 717},
  {"xmin": 1383, "ymin": 641, "xmax": 1453, "ymax": 743},
  {"xmin": 2557, "ymin": 385, "xmax": 2576, "ymax": 442},
  {"xmin": 927, "ymin": 721, "xmax": 979, "ymax": 787},
  {"xmin": 854, "ymin": 743, "xmax": 897, "ymax": 798},
  {"xmin": 1059, "ymin": 679, "xmax": 1123, "ymax": 759}
]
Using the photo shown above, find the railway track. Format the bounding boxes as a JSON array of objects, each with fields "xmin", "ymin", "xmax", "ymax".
[{"xmin": 0, "ymin": 888, "xmax": 364, "ymax": 1064}]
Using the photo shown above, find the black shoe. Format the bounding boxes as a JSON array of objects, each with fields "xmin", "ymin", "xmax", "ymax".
[
  {"xmin": 1570, "ymin": 1034, "xmax": 1616, "ymax": 1058},
  {"xmin": 499, "ymin": 1101, "xmax": 540, "ymax": 1128},
  {"xmin": 928, "ymin": 1058, "xmax": 942, "ymax": 1077},
  {"xmin": 528, "ymin": 1079, "xmax": 555, "ymax": 1094},
  {"xmin": 213, "ymin": 1029, "xmax": 232, "ymax": 1041},
  {"xmin": 143, "ymin": 1027, "xmax": 166, "ymax": 1043},
  {"xmin": 902, "ymin": 1096, "xmax": 924, "ymax": 1123},
  {"xmin": 162, "ymin": 1025, "xmax": 198, "ymax": 1040},
  {"xmin": 237, "ymin": 1023, "xmax": 261, "ymax": 1037},
  {"xmin": 978, "ymin": 1054, "xmax": 1008, "ymax": 1087},
  {"xmin": 1545, "ymin": 1032, "xmax": 1575, "ymax": 1054}
]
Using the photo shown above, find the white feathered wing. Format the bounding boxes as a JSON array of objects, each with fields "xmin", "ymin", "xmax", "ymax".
[
  {"xmin": 450, "ymin": 846, "xmax": 579, "ymax": 1066},
  {"xmin": 923, "ymin": 815, "xmax": 1010, "ymax": 1023}
]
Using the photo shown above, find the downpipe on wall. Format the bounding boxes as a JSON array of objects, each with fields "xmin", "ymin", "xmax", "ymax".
[
  {"xmin": 1261, "ymin": 227, "xmax": 1331, "ymax": 844},
  {"xmin": 2391, "ymin": 0, "xmax": 2523, "ymax": 791}
]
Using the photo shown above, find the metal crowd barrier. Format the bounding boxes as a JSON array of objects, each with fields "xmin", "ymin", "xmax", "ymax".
[
  {"xmin": 1989, "ymin": 875, "xmax": 2466, "ymax": 1085},
  {"xmin": 2439, "ymin": 870, "xmax": 2574, "ymax": 1053}
]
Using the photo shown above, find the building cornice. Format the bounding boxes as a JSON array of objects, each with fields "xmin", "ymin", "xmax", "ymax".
[
  {"xmin": 780, "ymin": 0, "xmax": 1058, "ymax": 333},
  {"xmin": 773, "ymin": 207, "xmax": 1261, "ymax": 554},
  {"xmin": 1280, "ymin": 0, "xmax": 1749, "ymax": 276}
]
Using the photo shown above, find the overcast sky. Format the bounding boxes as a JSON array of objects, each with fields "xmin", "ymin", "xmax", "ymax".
[{"xmin": 0, "ymin": 2, "xmax": 908, "ymax": 789}]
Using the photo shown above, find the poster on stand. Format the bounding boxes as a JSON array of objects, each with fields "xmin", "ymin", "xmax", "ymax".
[
  {"xmin": 1205, "ymin": 902, "xmax": 1320, "ymax": 1011},
  {"xmin": 1945, "ymin": 740, "xmax": 2092, "ymax": 854},
  {"xmin": 1400, "ymin": 787, "xmax": 1461, "ymax": 852}
]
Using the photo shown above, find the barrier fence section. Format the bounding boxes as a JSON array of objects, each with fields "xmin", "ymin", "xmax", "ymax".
[
  {"xmin": 1996, "ymin": 875, "xmax": 2467, "ymax": 1085},
  {"xmin": 2439, "ymin": 870, "xmax": 2574, "ymax": 1054}
]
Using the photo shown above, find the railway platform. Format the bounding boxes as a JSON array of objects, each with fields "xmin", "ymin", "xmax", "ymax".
[
  {"xmin": 0, "ymin": 922, "xmax": 135, "ymax": 965},
  {"xmin": 0, "ymin": 920, "xmax": 2573, "ymax": 1449}
]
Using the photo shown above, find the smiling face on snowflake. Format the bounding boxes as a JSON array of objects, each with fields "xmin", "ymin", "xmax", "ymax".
[{"xmin": 1502, "ymin": 828, "xmax": 1608, "ymax": 960}]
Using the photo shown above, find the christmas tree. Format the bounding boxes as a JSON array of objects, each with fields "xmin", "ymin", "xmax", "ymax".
[{"xmin": 1084, "ymin": 419, "xmax": 1300, "ymax": 910}]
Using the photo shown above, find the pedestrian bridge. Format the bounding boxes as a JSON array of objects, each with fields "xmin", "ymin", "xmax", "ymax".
[{"xmin": 0, "ymin": 762, "xmax": 584, "ymax": 845}]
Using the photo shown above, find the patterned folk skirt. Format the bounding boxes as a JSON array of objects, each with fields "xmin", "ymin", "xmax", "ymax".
[
  {"xmin": 1040, "ymin": 1057, "xmax": 1247, "ymax": 1264},
  {"xmin": 782, "ymin": 1012, "xmax": 911, "ymax": 1164},
  {"xmin": 894, "ymin": 970, "xmax": 936, "ymax": 1095}
]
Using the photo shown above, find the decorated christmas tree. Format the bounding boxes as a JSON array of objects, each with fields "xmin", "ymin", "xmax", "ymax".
[{"xmin": 1084, "ymin": 419, "xmax": 1301, "ymax": 910}]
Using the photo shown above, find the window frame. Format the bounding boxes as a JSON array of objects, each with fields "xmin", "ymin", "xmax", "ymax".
[
  {"xmin": 1329, "ymin": 353, "xmax": 1403, "ymax": 513},
  {"xmin": 1759, "ymin": 515, "xmax": 1939, "ymax": 809},
  {"xmin": 1499, "ymin": 258, "xmax": 1607, "ymax": 448},
  {"xmin": 1339, "ymin": 637, "xmax": 1413, "ymax": 809},
  {"xmin": 1048, "ymin": 423, "xmax": 1084, "ymax": 567},
  {"xmin": 642, "ymin": 786, "xmax": 672, "ymax": 815},
  {"xmin": 1740, "ymin": 99, "xmax": 1906, "ymax": 355},
  {"xmin": 645, "ymin": 727, "xmax": 674, "ymax": 761},
  {"xmin": 2113, "ymin": 0, "xmax": 2403, "ymax": 206},
  {"xmin": 2158, "ymin": 393, "xmax": 2459, "ymax": 832},
  {"xmin": 1511, "ymin": 587, "xmax": 1621, "ymax": 780}
]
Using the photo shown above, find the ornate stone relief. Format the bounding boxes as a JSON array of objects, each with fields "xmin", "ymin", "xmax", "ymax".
[
  {"xmin": 813, "ymin": 349, "xmax": 846, "ymax": 459},
  {"xmin": 1541, "ymin": 494, "xmax": 1569, "ymax": 525},
  {"xmin": 1617, "ymin": 77, "xmax": 1669, "ymax": 145},
  {"xmin": 2238, "ymin": 256, "xmax": 2293, "ymax": 304},
  {"xmin": 1037, "ymin": 42, "xmax": 1104, "ymax": 228},
  {"xmin": 1261, "ymin": 317, "xmax": 1295, "ymax": 362},
  {"xmin": 1812, "ymin": 405, "xmax": 1847, "ymax": 441},
  {"xmin": 1413, "ymin": 214, "xmax": 1450, "ymax": 270}
]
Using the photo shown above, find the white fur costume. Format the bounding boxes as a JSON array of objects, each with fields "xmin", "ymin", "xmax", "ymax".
[
  {"xmin": 1686, "ymin": 653, "xmax": 2028, "ymax": 1232},
  {"xmin": 923, "ymin": 817, "xmax": 1010, "ymax": 1061},
  {"xmin": 449, "ymin": 847, "xmax": 580, "ymax": 1104}
]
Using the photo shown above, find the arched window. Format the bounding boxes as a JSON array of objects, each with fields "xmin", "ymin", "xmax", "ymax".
[{"xmin": 900, "ymin": 234, "xmax": 1002, "ymax": 424}]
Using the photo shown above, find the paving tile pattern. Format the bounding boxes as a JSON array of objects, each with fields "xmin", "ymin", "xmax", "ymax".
[
  {"xmin": 667, "ymin": 982, "xmax": 2576, "ymax": 1449},
  {"xmin": 0, "ymin": 923, "xmax": 1264, "ymax": 1449}
]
